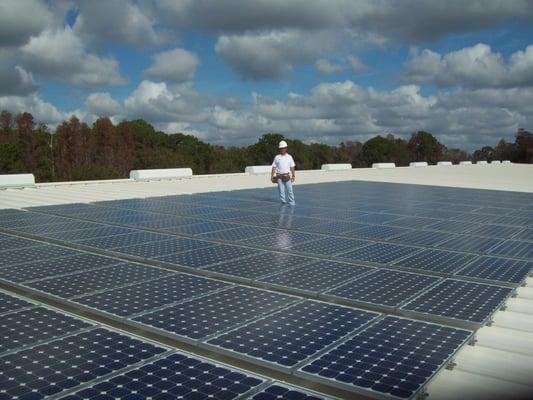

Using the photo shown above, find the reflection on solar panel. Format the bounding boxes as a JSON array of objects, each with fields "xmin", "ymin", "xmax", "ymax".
[
  {"xmin": 261, "ymin": 260, "xmax": 374, "ymax": 294},
  {"xmin": 240, "ymin": 231, "xmax": 322, "ymax": 249},
  {"xmin": 134, "ymin": 287, "xmax": 296, "ymax": 341},
  {"xmin": 251, "ymin": 383, "xmax": 329, "ymax": 400},
  {"xmin": 299, "ymin": 316, "xmax": 472, "ymax": 399},
  {"xmin": 0, "ymin": 307, "xmax": 93, "ymax": 354},
  {"xmin": 340, "ymin": 243, "xmax": 420, "ymax": 265},
  {"xmin": 25, "ymin": 262, "xmax": 171, "ymax": 298},
  {"xmin": 0, "ymin": 328, "xmax": 167, "ymax": 400},
  {"xmin": 73, "ymin": 273, "xmax": 230, "ymax": 317},
  {"xmin": 157, "ymin": 244, "xmax": 259, "ymax": 269},
  {"xmin": 324, "ymin": 269, "xmax": 440, "ymax": 309},
  {"xmin": 290, "ymin": 237, "xmax": 371, "ymax": 256},
  {"xmin": 204, "ymin": 252, "xmax": 312, "ymax": 280},
  {"xmin": 59, "ymin": 352, "xmax": 265, "ymax": 400},
  {"xmin": 455, "ymin": 256, "xmax": 533, "ymax": 285},
  {"xmin": 392, "ymin": 248, "xmax": 477, "ymax": 274},
  {"xmin": 401, "ymin": 279, "xmax": 513, "ymax": 327},
  {"xmin": 208, "ymin": 300, "xmax": 380, "ymax": 369},
  {"xmin": 0, "ymin": 253, "xmax": 121, "ymax": 283},
  {"xmin": 0, "ymin": 291, "xmax": 34, "ymax": 314},
  {"xmin": 488, "ymin": 239, "xmax": 533, "ymax": 259}
]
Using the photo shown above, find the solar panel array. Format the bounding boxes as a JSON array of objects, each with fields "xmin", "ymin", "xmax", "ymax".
[{"xmin": 1, "ymin": 179, "xmax": 532, "ymax": 399}]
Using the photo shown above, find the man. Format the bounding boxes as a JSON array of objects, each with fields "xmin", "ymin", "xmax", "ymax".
[{"xmin": 271, "ymin": 140, "xmax": 296, "ymax": 206}]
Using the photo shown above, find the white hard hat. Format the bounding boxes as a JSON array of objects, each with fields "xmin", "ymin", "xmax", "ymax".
[{"xmin": 278, "ymin": 140, "xmax": 288, "ymax": 148}]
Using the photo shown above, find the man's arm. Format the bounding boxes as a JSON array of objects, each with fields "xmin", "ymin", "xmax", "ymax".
[
  {"xmin": 271, "ymin": 166, "xmax": 276, "ymax": 180},
  {"xmin": 290, "ymin": 166, "xmax": 296, "ymax": 182}
]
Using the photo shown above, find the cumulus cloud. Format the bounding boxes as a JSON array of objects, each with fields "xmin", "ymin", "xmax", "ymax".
[
  {"xmin": 0, "ymin": 61, "xmax": 38, "ymax": 96},
  {"xmin": 145, "ymin": 48, "xmax": 200, "ymax": 82},
  {"xmin": 403, "ymin": 44, "xmax": 533, "ymax": 88},
  {"xmin": 315, "ymin": 59, "xmax": 343, "ymax": 75},
  {"xmin": 215, "ymin": 30, "xmax": 334, "ymax": 79},
  {"xmin": 20, "ymin": 27, "xmax": 125, "ymax": 87},
  {"xmin": 85, "ymin": 92, "xmax": 122, "ymax": 117},
  {"xmin": 0, "ymin": 0, "xmax": 53, "ymax": 47},
  {"xmin": 73, "ymin": 0, "xmax": 164, "ymax": 47},
  {"xmin": 0, "ymin": 94, "xmax": 67, "ymax": 127}
]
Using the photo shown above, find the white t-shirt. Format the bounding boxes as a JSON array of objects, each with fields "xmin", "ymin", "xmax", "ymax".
[{"xmin": 272, "ymin": 154, "xmax": 296, "ymax": 174}]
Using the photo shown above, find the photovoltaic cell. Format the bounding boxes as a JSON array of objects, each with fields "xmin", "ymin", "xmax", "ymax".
[
  {"xmin": 466, "ymin": 224, "xmax": 524, "ymax": 239},
  {"xmin": 240, "ymin": 231, "xmax": 322, "ymax": 249},
  {"xmin": 112, "ymin": 237, "xmax": 214, "ymax": 258},
  {"xmin": 340, "ymin": 243, "xmax": 420, "ymax": 265},
  {"xmin": 208, "ymin": 300, "xmax": 380, "ymax": 368},
  {"xmin": 401, "ymin": 279, "xmax": 513, "ymax": 326},
  {"xmin": 261, "ymin": 261, "xmax": 374, "ymax": 293},
  {"xmin": 156, "ymin": 245, "xmax": 259, "ymax": 269},
  {"xmin": 384, "ymin": 217, "xmax": 437, "ymax": 229},
  {"xmin": 353, "ymin": 213, "xmax": 401, "ymax": 224},
  {"xmin": 74, "ymin": 232, "xmax": 172, "ymax": 250},
  {"xmin": 299, "ymin": 316, "xmax": 472, "ymax": 399},
  {"xmin": 488, "ymin": 240, "xmax": 533, "ymax": 259},
  {"xmin": 0, "ymin": 245, "xmax": 81, "ymax": 267},
  {"xmin": 345, "ymin": 225, "xmax": 410, "ymax": 240},
  {"xmin": 250, "ymin": 383, "xmax": 329, "ymax": 400},
  {"xmin": 133, "ymin": 286, "xmax": 297, "ymax": 341},
  {"xmin": 303, "ymin": 220, "xmax": 365, "ymax": 234},
  {"xmin": 436, "ymin": 235, "xmax": 504, "ymax": 253},
  {"xmin": 203, "ymin": 252, "xmax": 313, "ymax": 280},
  {"xmin": 59, "ymin": 352, "xmax": 265, "ymax": 400},
  {"xmin": 44, "ymin": 226, "xmax": 135, "ymax": 241},
  {"xmin": 426, "ymin": 220, "xmax": 480, "ymax": 234},
  {"xmin": 290, "ymin": 237, "xmax": 371, "ymax": 256},
  {"xmin": 0, "ymin": 307, "xmax": 93, "ymax": 354},
  {"xmin": 25, "ymin": 262, "xmax": 172, "ymax": 298},
  {"xmin": 0, "ymin": 253, "xmax": 121, "ymax": 283},
  {"xmin": 324, "ymin": 269, "xmax": 440, "ymax": 309},
  {"xmin": 197, "ymin": 225, "xmax": 275, "ymax": 241},
  {"xmin": 73, "ymin": 273, "xmax": 230, "ymax": 317},
  {"xmin": 513, "ymin": 228, "xmax": 533, "ymax": 242},
  {"xmin": 392, "ymin": 249, "xmax": 477, "ymax": 274},
  {"xmin": 0, "ymin": 327, "xmax": 167, "ymax": 400},
  {"xmin": 165, "ymin": 221, "xmax": 237, "ymax": 235},
  {"xmin": 388, "ymin": 230, "xmax": 457, "ymax": 247},
  {"xmin": 0, "ymin": 237, "xmax": 41, "ymax": 251},
  {"xmin": 0, "ymin": 291, "xmax": 34, "ymax": 314},
  {"xmin": 455, "ymin": 256, "xmax": 533, "ymax": 285}
]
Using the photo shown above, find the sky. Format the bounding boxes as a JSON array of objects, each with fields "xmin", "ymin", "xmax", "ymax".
[{"xmin": 0, "ymin": 1, "xmax": 532, "ymax": 150}]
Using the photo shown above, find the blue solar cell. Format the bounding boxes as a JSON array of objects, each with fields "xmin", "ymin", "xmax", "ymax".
[
  {"xmin": 156, "ymin": 244, "xmax": 259, "ymax": 268},
  {"xmin": 251, "ymin": 383, "xmax": 328, "ymax": 400},
  {"xmin": 133, "ymin": 286, "xmax": 297, "ymax": 341},
  {"xmin": 261, "ymin": 261, "xmax": 374, "ymax": 293},
  {"xmin": 59, "ymin": 352, "xmax": 265, "ymax": 400},
  {"xmin": 401, "ymin": 279, "xmax": 513, "ymax": 325},
  {"xmin": 112, "ymin": 237, "xmax": 214, "ymax": 258},
  {"xmin": 26, "ymin": 262, "xmax": 172, "ymax": 298},
  {"xmin": 204, "ymin": 252, "xmax": 313, "ymax": 280},
  {"xmin": 513, "ymin": 228, "xmax": 533, "ymax": 241},
  {"xmin": 352, "ymin": 213, "xmax": 401, "ymax": 224},
  {"xmin": 426, "ymin": 220, "xmax": 480, "ymax": 234},
  {"xmin": 299, "ymin": 316, "xmax": 472, "ymax": 399},
  {"xmin": 436, "ymin": 235, "xmax": 504, "ymax": 253},
  {"xmin": 392, "ymin": 249, "xmax": 477, "ymax": 274},
  {"xmin": 74, "ymin": 232, "xmax": 172, "ymax": 250},
  {"xmin": 467, "ymin": 224, "xmax": 524, "ymax": 239},
  {"xmin": 73, "ymin": 274, "xmax": 230, "ymax": 317},
  {"xmin": 384, "ymin": 216, "xmax": 437, "ymax": 229},
  {"xmin": 0, "ymin": 253, "xmax": 121, "ymax": 283},
  {"xmin": 0, "ymin": 245, "xmax": 81, "ymax": 267},
  {"xmin": 340, "ymin": 243, "xmax": 420, "ymax": 265},
  {"xmin": 44, "ymin": 225, "xmax": 135, "ymax": 241},
  {"xmin": 240, "ymin": 231, "xmax": 323, "ymax": 249},
  {"xmin": 0, "ymin": 291, "xmax": 34, "ymax": 314},
  {"xmin": 198, "ymin": 225, "xmax": 275, "ymax": 241},
  {"xmin": 0, "ymin": 328, "xmax": 167, "ymax": 400},
  {"xmin": 165, "ymin": 221, "xmax": 238, "ymax": 235},
  {"xmin": 208, "ymin": 300, "xmax": 380, "ymax": 368},
  {"xmin": 344, "ymin": 225, "xmax": 412, "ymax": 240},
  {"xmin": 0, "ymin": 236, "xmax": 41, "ymax": 251},
  {"xmin": 488, "ymin": 240, "xmax": 533, "ymax": 259},
  {"xmin": 0, "ymin": 307, "xmax": 93, "ymax": 354},
  {"xmin": 303, "ymin": 220, "xmax": 365, "ymax": 234},
  {"xmin": 324, "ymin": 269, "xmax": 440, "ymax": 308},
  {"xmin": 388, "ymin": 230, "xmax": 457, "ymax": 247},
  {"xmin": 289, "ymin": 236, "xmax": 371, "ymax": 256},
  {"xmin": 455, "ymin": 256, "xmax": 533, "ymax": 285}
]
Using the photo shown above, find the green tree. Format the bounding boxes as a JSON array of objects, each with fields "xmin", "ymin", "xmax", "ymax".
[
  {"xmin": 362, "ymin": 135, "xmax": 410, "ymax": 166},
  {"xmin": 408, "ymin": 131, "xmax": 444, "ymax": 164}
]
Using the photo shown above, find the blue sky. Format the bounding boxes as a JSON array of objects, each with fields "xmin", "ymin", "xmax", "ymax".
[{"xmin": 1, "ymin": 1, "xmax": 532, "ymax": 150}]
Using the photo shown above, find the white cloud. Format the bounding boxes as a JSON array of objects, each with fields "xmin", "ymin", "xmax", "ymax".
[
  {"xmin": 0, "ymin": 0, "xmax": 53, "ymax": 47},
  {"xmin": 403, "ymin": 43, "xmax": 533, "ymax": 88},
  {"xmin": 315, "ymin": 59, "xmax": 343, "ymax": 75},
  {"xmin": 145, "ymin": 48, "xmax": 200, "ymax": 82},
  {"xmin": 0, "ymin": 94, "xmax": 67, "ymax": 127},
  {"xmin": 347, "ymin": 55, "xmax": 366, "ymax": 73},
  {"xmin": 0, "ymin": 60, "xmax": 38, "ymax": 96},
  {"xmin": 85, "ymin": 92, "xmax": 122, "ymax": 116},
  {"xmin": 20, "ymin": 27, "xmax": 125, "ymax": 87}
]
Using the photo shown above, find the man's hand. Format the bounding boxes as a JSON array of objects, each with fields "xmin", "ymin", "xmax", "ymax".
[{"xmin": 291, "ymin": 175, "xmax": 295, "ymax": 183}]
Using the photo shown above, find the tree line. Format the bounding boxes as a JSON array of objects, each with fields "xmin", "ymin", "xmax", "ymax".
[{"xmin": 0, "ymin": 110, "xmax": 531, "ymax": 182}]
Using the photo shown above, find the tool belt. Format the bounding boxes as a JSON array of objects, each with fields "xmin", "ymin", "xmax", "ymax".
[{"xmin": 278, "ymin": 173, "xmax": 291, "ymax": 182}]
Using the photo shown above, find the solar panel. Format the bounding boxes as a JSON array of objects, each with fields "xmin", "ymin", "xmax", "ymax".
[
  {"xmin": 400, "ymin": 279, "xmax": 513, "ymax": 327},
  {"xmin": 436, "ymin": 235, "xmax": 504, "ymax": 253},
  {"xmin": 112, "ymin": 237, "xmax": 214, "ymax": 259},
  {"xmin": 466, "ymin": 224, "xmax": 524, "ymax": 239},
  {"xmin": 384, "ymin": 216, "xmax": 437, "ymax": 229},
  {"xmin": 513, "ymin": 228, "xmax": 533, "ymax": 241},
  {"xmin": 489, "ymin": 215, "xmax": 529, "ymax": 227},
  {"xmin": 72, "ymin": 274, "xmax": 230, "ymax": 317},
  {"xmin": 388, "ymin": 230, "xmax": 457, "ymax": 247},
  {"xmin": 353, "ymin": 213, "xmax": 401, "ymax": 224},
  {"xmin": 303, "ymin": 220, "xmax": 365, "ymax": 234},
  {"xmin": 0, "ymin": 291, "xmax": 34, "ymax": 314},
  {"xmin": 0, "ymin": 307, "xmax": 93, "ymax": 354},
  {"xmin": 455, "ymin": 256, "xmax": 533, "ymax": 285},
  {"xmin": 0, "ymin": 253, "xmax": 121, "ymax": 283},
  {"xmin": 298, "ymin": 316, "xmax": 472, "ymax": 400},
  {"xmin": 133, "ymin": 286, "xmax": 297, "ymax": 341},
  {"xmin": 250, "ymin": 383, "xmax": 331, "ymax": 400},
  {"xmin": 0, "ymin": 327, "xmax": 167, "ymax": 400},
  {"xmin": 425, "ymin": 220, "xmax": 480, "ymax": 234},
  {"xmin": 0, "ymin": 236, "xmax": 43, "ymax": 251},
  {"xmin": 25, "ymin": 262, "xmax": 172, "ymax": 298},
  {"xmin": 0, "ymin": 244, "xmax": 81, "ymax": 267},
  {"xmin": 198, "ymin": 225, "xmax": 275, "ymax": 241},
  {"xmin": 44, "ymin": 225, "xmax": 135, "ymax": 241},
  {"xmin": 207, "ymin": 300, "xmax": 380, "ymax": 369},
  {"xmin": 324, "ymin": 269, "xmax": 440, "ymax": 309},
  {"xmin": 74, "ymin": 232, "xmax": 172, "ymax": 250},
  {"xmin": 59, "ymin": 352, "xmax": 265, "ymax": 400},
  {"xmin": 340, "ymin": 243, "xmax": 420, "ymax": 265},
  {"xmin": 165, "ymin": 221, "xmax": 238, "ymax": 235},
  {"xmin": 156, "ymin": 244, "xmax": 260, "ymax": 269},
  {"xmin": 392, "ymin": 249, "xmax": 477, "ymax": 274},
  {"xmin": 203, "ymin": 252, "xmax": 313, "ymax": 281},
  {"xmin": 289, "ymin": 237, "xmax": 371, "ymax": 257},
  {"xmin": 240, "ymin": 231, "xmax": 323, "ymax": 249},
  {"xmin": 488, "ymin": 239, "xmax": 533, "ymax": 259},
  {"xmin": 261, "ymin": 261, "xmax": 374, "ymax": 294}
]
